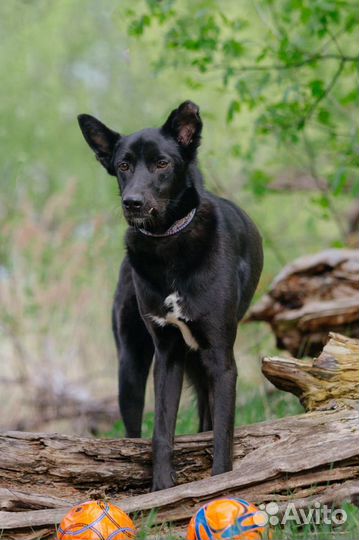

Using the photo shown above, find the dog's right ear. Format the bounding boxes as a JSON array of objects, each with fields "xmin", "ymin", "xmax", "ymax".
[
  {"xmin": 161, "ymin": 101, "xmax": 202, "ymax": 159},
  {"xmin": 77, "ymin": 114, "xmax": 120, "ymax": 175}
]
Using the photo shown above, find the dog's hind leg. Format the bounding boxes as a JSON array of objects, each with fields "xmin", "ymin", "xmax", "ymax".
[
  {"xmin": 112, "ymin": 261, "xmax": 154, "ymax": 438},
  {"xmin": 185, "ymin": 355, "xmax": 213, "ymax": 433}
]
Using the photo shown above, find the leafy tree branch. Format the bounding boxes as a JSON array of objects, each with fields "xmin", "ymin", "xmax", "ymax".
[{"xmin": 123, "ymin": 0, "xmax": 358, "ymax": 238}]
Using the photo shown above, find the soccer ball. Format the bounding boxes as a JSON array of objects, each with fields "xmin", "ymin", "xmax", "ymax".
[
  {"xmin": 187, "ymin": 497, "xmax": 269, "ymax": 540},
  {"xmin": 57, "ymin": 500, "xmax": 136, "ymax": 540}
]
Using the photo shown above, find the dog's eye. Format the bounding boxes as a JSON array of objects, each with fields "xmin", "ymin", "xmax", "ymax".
[
  {"xmin": 118, "ymin": 162, "xmax": 130, "ymax": 172},
  {"xmin": 157, "ymin": 160, "xmax": 169, "ymax": 169}
]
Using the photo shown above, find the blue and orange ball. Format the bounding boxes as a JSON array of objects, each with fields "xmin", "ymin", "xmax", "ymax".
[
  {"xmin": 187, "ymin": 497, "xmax": 269, "ymax": 540},
  {"xmin": 57, "ymin": 500, "xmax": 136, "ymax": 540}
]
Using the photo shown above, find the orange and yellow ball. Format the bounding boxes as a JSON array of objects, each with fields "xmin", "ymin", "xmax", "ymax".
[
  {"xmin": 57, "ymin": 500, "xmax": 136, "ymax": 540},
  {"xmin": 187, "ymin": 497, "xmax": 269, "ymax": 540}
]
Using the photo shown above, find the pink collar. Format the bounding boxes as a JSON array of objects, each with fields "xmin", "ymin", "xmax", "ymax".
[{"xmin": 139, "ymin": 208, "xmax": 196, "ymax": 238}]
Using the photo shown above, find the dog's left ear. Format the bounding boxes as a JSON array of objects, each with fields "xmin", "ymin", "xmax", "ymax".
[
  {"xmin": 161, "ymin": 101, "xmax": 202, "ymax": 157},
  {"xmin": 77, "ymin": 114, "xmax": 120, "ymax": 175}
]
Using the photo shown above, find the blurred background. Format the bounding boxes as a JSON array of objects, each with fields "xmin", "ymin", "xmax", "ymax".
[{"xmin": 0, "ymin": 0, "xmax": 357, "ymax": 436}]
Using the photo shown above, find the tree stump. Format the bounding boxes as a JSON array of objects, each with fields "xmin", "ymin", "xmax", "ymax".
[{"xmin": 246, "ymin": 249, "xmax": 359, "ymax": 357}]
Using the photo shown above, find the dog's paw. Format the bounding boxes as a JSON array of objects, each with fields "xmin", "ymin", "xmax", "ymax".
[{"xmin": 151, "ymin": 471, "xmax": 176, "ymax": 492}]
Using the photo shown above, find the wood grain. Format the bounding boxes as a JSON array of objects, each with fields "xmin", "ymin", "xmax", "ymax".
[{"xmin": 1, "ymin": 408, "xmax": 358, "ymax": 533}]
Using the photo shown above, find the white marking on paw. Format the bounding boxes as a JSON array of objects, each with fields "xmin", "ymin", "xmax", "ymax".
[{"xmin": 148, "ymin": 292, "xmax": 199, "ymax": 350}]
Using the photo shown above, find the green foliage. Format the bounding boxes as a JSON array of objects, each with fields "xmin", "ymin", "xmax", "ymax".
[{"xmin": 124, "ymin": 0, "xmax": 358, "ymax": 210}]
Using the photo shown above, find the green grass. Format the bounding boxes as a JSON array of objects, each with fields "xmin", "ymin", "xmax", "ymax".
[
  {"xmin": 270, "ymin": 502, "xmax": 359, "ymax": 540},
  {"xmin": 132, "ymin": 501, "xmax": 359, "ymax": 539},
  {"xmin": 135, "ymin": 504, "xmax": 359, "ymax": 539}
]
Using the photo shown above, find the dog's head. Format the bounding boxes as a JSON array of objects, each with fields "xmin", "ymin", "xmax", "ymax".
[{"xmin": 78, "ymin": 101, "xmax": 202, "ymax": 232}]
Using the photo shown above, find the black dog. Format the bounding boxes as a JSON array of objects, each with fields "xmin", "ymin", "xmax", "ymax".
[{"xmin": 78, "ymin": 101, "xmax": 263, "ymax": 491}]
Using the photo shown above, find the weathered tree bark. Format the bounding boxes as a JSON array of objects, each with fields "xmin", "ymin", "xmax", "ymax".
[
  {"xmin": 246, "ymin": 249, "xmax": 359, "ymax": 357},
  {"xmin": 1, "ymin": 334, "xmax": 358, "ymax": 538},
  {"xmin": 262, "ymin": 332, "xmax": 359, "ymax": 411},
  {"xmin": 0, "ymin": 408, "xmax": 358, "ymax": 537}
]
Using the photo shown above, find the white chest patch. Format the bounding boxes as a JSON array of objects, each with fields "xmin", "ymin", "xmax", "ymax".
[{"xmin": 149, "ymin": 292, "xmax": 199, "ymax": 350}]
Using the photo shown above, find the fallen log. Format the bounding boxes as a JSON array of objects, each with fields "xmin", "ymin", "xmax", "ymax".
[
  {"xmin": 1, "ymin": 334, "xmax": 358, "ymax": 538},
  {"xmin": 0, "ymin": 408, "xmax": 358, "ymax": 536},
  {"xmin": 246, "ymin": 249, "xmax": 359, "ymax": 357}
]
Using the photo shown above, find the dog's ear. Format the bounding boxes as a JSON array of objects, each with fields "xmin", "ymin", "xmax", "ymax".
[
  {"xmin": 77, "ymin": 114, "xmax": 120, "ymax": 175},
  {"xmin": 161, "ymin": 101, "xmax": 202, "ymax": 157}
]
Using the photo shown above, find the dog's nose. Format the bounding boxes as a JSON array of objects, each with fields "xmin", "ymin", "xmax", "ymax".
[{"xmin": 123, "ymin": 196, "xmax": 144, "ymax": 212}]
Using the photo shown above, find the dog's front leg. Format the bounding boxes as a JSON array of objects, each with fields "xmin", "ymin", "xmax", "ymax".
[
  {"xmin": 201, "ymin": 347, "xmax": 237, "ymax": 474},
  {"xmin": 152, "ymin": 337, "xmax": 185, "ymax": 491}
]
